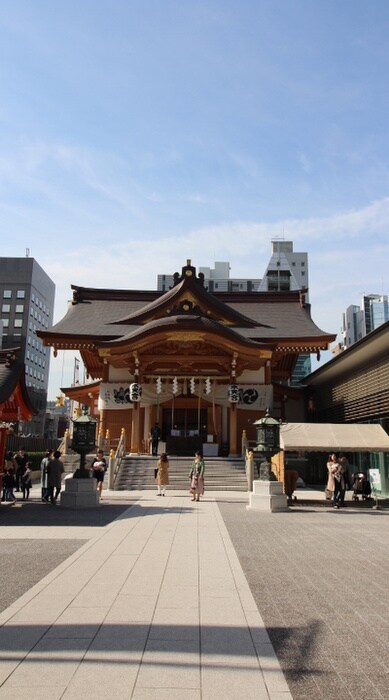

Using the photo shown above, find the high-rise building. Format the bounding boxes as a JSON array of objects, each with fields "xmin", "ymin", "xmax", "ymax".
[
  {"xmin": 257, "ymin": 240, "xmax": 309, "ymax": 296},
  {"xmin": 157, "ymin": 261, "xmax": 260, "ymax": 292},
  {"xmin": 0, "ymin": 256, "xmax": 55, "ymax": 435},
  {"xmin": 258, "ymin": 240, "xmax": 311, "ymax": 383},
  {"xmin": 342, "ymin": 294, "xmax": 389, "ymax": 349}
]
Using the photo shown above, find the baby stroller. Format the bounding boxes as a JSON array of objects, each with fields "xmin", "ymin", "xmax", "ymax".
[{"xmin": 352, "ymin": 472, "xmax": 372, "ymax": 501}]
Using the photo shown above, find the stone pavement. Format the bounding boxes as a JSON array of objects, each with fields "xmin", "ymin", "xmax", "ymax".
[
  {"xmin": 0, "ymin": 487, "xmax": 291, "ymax": 700},
  {"xmin": 219, "ymin": 493, "xmax": 389, "ymax": 700}
]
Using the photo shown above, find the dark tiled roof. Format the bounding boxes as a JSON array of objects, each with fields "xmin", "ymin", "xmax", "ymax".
[
  {"xmin": 0, "ymin": 348, "xmax": 37, "ymax": 415},
  {"xmin": 102, "ymin": 315, "xmax": 265, "ymax": 348},
  {"xmin": 39, "ymin": 284, "xmax": 334, "ymax": 346}
]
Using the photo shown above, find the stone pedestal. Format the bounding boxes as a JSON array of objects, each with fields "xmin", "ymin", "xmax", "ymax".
[
  {"xmin": 247, "ymin": 479, "xmax": 288, "ymax": 512},
  {"xmin": 60, "ymin": 478, "xmax": 100, "ymax": 509}
]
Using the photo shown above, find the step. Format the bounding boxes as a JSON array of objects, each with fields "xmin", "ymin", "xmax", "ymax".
[{"xmin": 114, "ymin": 455, "xmax": 248, "ymax": 491}]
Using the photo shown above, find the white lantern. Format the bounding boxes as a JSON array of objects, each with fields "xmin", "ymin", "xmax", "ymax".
[
  {"xmin": 228, "ymin": 384, "xmax": 239, "ymax": 403},
  {"xmin": 129, "ymin": 382, "xmax": 142, "ymax": 402}
]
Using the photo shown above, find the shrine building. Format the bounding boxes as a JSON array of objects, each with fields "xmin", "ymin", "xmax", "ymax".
[{"xmin": 38, "ymin": 261, "xmax": 335, "ymax": 457}]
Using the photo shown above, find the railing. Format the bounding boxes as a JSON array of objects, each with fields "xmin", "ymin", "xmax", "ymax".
[{"xmin": 108, "ymin": 428, "xmax": 126, "ymax": 489}]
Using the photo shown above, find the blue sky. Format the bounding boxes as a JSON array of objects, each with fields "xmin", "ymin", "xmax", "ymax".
[{"xmin": 0, "ymin": 1, "xmax": 388, "ymax": 398}]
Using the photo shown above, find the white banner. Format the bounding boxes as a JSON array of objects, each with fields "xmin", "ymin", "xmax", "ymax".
[
  {"xmin": 98, "ymin": 384, "xmax": 134, "ymax": 410},
  {"xmin": 98, "ymin": 382, "xmax": 273, "ymax": 411}
]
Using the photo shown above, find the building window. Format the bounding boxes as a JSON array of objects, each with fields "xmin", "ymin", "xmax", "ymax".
[
  {"xmin": 301, "ymin": 271, "xmax": 305, "ymax": 276},
  {"xmin": 30, "ymin": 307, "xmax": 34, "ymax": 316},
  {"xmin": 15, "ymin": 304, "xmax": 24, "ymax": 313},
  {"xmin": 1, "ymin": 318, "xmax": 9, "ymax": 327},
  {"xmin": 17, "ymin": 290, "xmax": 25, "ymax": 299},
  {"xmin": 14, "ymin": 319, "xmax": 23, "ymax": 328},
  {"xmin": 301, "ymin": 261, "xmax": 305, "ymax": 266},
  {"xmin": 3, "ymin": 290, "xmax": 12, "ymax": 298},
  {"xmin": 2, "ymin": 304, "xmax": 10, "ymax": 313}
]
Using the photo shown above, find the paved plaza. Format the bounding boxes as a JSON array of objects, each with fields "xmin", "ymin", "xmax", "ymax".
[{"xmin": 0, "ymin": 486, "xmax": 388, "ymax": 699}]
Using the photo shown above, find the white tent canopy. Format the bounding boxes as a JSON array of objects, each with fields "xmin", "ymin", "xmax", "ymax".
[{"xmin": 280, "ymin": 423, "xmax": 389, "ymax": 453}]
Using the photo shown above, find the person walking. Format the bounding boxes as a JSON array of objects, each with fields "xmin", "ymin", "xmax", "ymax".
[
  {"xmin": 189, "ymin": 451, "xmax": 205, "ymax": 502},
  {"xmin": 21, "ymin": 462, "xmax": 32, "ymax": 500},
  {"xmin": 151, "ymin": 422, "xmax": 161, "ymax": 456},
  {"xmin": 156, "ymin": 452, "xmax": 169, "ymax": 496},
  {"xmin": 47, "ymin": 450, "xmax": 64, "ymax": 504},
  {"xmin": 91, "ymin": 449, "xmax": 107, "ymax": 496},
  {"xmin": 40, "ymin": 449, "xmax": 53, "ymax": 502}
]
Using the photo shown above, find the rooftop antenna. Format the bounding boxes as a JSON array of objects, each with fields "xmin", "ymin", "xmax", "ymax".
[{"xmin": 25, "ymin": 248, "xmax": 30, "ymax": 257}]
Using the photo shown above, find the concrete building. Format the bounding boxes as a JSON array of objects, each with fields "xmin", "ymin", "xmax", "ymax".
[
  {"xmin": 342, "ymin": 294, "xmax": 389, "ymax": 349},
  {"xmin": 257, "ymin": 239, "xmax": 308, "ymax": 296},
  {"xmin": 0, "ymin": 256, "xmax": 55, "ymax": 435},
  {"xmin": 258, "ymin": 240, "xmax": 310, "ymax": 383},
  {"xmin": 157, "ymin": 261, "xmax": 260, "ymax": 293}
]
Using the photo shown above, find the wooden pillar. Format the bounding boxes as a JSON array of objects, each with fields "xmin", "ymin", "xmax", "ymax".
[
  {"xmin": 130, "ymin": 403, "xmax": 140, "ymax": 454},
  {"xmin": 228, "ymin": 404, "xmax": 238, "ymax": 457},
  {"xmin": 100, "ymin": 408, "xmax": 107, "ymax": 441}
]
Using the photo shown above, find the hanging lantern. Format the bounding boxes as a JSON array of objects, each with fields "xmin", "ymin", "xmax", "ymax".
[
  {"xmin": 156, "ymin": 377, "xmax": 162, "ymax": 394},
  {"xmin": 129, "ymin": 382, "xmax": 142, "ymax": 402},
  {"xmin": 205, "ymin": 377, "xmax": 212, "ymax": 395},
  {"xmin": 190, "ymin": 377, "xmax": 196, "ymax": 394},
  {"xmin": 172, "ymin": 377, "xmax": 178, "ymax": 395},
  {"xmin": 228, "ymin": 383, "xmax": 240, "ymax": 403}
]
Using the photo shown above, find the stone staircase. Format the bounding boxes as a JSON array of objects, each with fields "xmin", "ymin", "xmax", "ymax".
[{"xmin": 114, "ymin": 455, "xmax": 248, "ymax": 491}]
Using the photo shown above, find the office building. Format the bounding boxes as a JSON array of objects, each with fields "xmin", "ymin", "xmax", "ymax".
[
  {"xmin": 0, "ymin": 256, "xmax": 55, "ymax": 435},
  {"xmin": 258, "ymin": 240, "xmax": 311, "ymax": 382},
  {"xmin": 257, "ymin": 240, "xmax": 308, "ymax": 296},
  {"xmin": 342, "ymin": 294, "xmax": 389, "ymax": 349}
]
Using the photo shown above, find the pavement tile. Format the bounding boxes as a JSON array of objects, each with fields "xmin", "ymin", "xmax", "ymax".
[{"xmin": 200, "ymin": 663, "xmax": 271, "ymax": 700}]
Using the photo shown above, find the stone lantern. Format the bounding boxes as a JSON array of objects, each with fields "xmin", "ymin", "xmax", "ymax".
[
  {"xmin": 253, "ymin": 409, "xmax": 280, "ymax": 480},
  {"xmin": 248, "ymin": 409, "xmax": 288, "ymax": 512},
  {"xmin": 71, "ymin": 409, "xmax": 97, "ymax": 478},
  {"xmin": 61, "ymin": 408, "xmax": 100, "ymax": 508}
]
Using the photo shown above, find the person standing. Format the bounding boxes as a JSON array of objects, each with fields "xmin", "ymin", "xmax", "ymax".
[
  {"xmin": 151, "ymin": 422, "xmax": 161, "ymax": 456},
  {"xmin": 91, "ymin": 449, "xmax": 107, "ymax": 496},
  {"xmin": 47, "ymin": 450, "xmax": 64, "ymax": 504},
  {"xmin": 338, "ymin": 454, "xmax": 350, "ymax": 506},
  {"xmin": 156, "ymin": 452, "xmax": 169, "ymax": 496},
  {"xmin": 13, "ymin": 448, "xmax": 28, "ymax": 492},
  {"xmin": 3, "ymin": 468, "xmax": 16, "ymax": 502},
  {"xmin": 40, "ymin": 449, "xmax": 53, "ymax": 502},
  {"xmin": 327, "ymin": 453, "xmax": 344, "ymax": 509},
  {"xmin": 189, "ymin": 451, "xmax": 205, "ymax": 502},
  {"xmin": 21, "ymin": 462, "xmax": 32, "ymax": 500}
]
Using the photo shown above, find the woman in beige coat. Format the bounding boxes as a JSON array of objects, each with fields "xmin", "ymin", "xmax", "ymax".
[
  {"xmin": 156, "ymin": 453, "xmax": 169, "ymax": 496},
  {"xmin": 326, "ymin": 453, "xmax": 344, "ymax": 509}
]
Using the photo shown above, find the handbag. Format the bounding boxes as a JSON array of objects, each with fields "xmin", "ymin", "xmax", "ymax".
[
  {"xmin": 325, "ymin": 488, "xmax": 332, "ymax": 500},
  {"xmin": 154, "ymin": 468, "xmax": 158, "ymax": 479}
]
